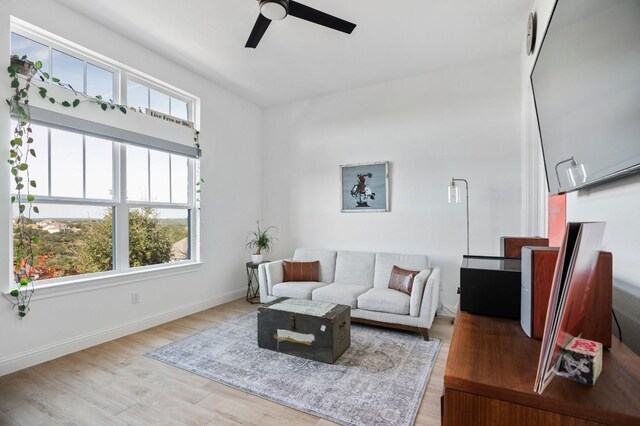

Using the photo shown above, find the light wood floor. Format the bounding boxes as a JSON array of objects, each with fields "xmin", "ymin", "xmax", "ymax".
[{"xmin": 0, "ymin": 298, "xmax": 454, "ymax": 426}]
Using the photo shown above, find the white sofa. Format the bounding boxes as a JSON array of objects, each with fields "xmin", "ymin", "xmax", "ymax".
[{"xmin": 258, "ymin": 248, "xmax": 440, "ymax": 340}]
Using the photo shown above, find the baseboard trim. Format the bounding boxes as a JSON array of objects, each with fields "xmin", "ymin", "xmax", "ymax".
[{"xmin": 0, "ymin": 288, "xmax": 246, "ymax": 376}]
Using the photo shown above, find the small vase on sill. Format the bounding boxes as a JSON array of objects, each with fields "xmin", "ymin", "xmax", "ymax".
[{"xmin": 251, "ymin": 254, "xmax": 264, "ymax": 264}]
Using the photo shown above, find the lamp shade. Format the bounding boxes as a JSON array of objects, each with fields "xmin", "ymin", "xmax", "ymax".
[
  {"xmin": 260, "ymin": 0, "xmax": 288, "ymax": 20},
  {"xmin": 567, "ymin": 162, "xmax": 587, "ymax": 187},
  {"xmin": 448, "ymin": 183, "xmax": 461, "ymax": 203}
]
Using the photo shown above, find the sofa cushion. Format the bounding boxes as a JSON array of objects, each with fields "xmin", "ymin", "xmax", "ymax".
[
  {"xmin": 388, "ymin": 265, "xmax": 420, "ymax": 295},
  {"xmin": 373, "ymin": 253, "xmax": 430, "ymax": 288},
  {"xmin": 357, "ymin": 288, "xmax": 411, "ymax": 315},
  {"xmin": 283, "ymin": 260, "xmax": 320, "ymax": 282},
  {"xmin": 293, "ymin": 248, "xmax": 337, "ymax": 283},
  {"xmin": 312, "ymin": 283, "xmax": 370, "ymax": 308},
  {"xmin": 272, "ymin": 281, "xmax": 326, "ymax": 300},
  {"xmin": 334, "ymin": 251, "xmax": 376, "ymax": 287}
]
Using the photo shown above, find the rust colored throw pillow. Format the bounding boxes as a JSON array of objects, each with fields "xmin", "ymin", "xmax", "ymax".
[
  {"xmin": 283, "ymin": 260, "xmax": 320, "ymax": 282},
  {"xmin": 388, "ymin": 265, "xmax": 420, "ymax": 295}
]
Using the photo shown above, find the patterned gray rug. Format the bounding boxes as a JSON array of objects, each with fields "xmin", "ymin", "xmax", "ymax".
[{"xmin": 146, "ymin": 312, "xmax": 442, "ymax": 426}]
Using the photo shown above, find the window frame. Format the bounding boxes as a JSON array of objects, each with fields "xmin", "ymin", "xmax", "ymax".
[
  {"xmin": 125, "ymin": 74, "xmax": 195, "ymax": 121},
  {"xmin": 11, "ymin": 19, "xmax": 196, "ymax": 120},
  {"xmin": 9, "ymin": 19, "xmax": 200, "ymax": 287},
  {"xmin": 13, "ymin": 133, "xmax": 198, "ymax": 286},
  {"xmin": 11, "ymin": 26, "xmax": 120, "ymax": 102},
  {"xmin": 120, "ymin": 144, "xmax": 196, "ymax": 271}
]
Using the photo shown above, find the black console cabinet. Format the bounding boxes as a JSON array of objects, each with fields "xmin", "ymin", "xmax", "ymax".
[{"xmin": 460, "ymin": 255, "xmax": 521, "ymax": 319}]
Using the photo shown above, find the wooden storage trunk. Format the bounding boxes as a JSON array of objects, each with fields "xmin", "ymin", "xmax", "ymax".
[{"xmin": 257, "ymin": 297, "xmax": 351, "ymax": 364}]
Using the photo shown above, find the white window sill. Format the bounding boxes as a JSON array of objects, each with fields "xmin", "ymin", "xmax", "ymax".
[{"xmin": 3, "ymin": 262, "xmax": 204, "ymax": 301}]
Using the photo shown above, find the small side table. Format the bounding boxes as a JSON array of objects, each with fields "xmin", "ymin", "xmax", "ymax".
[{"xmin": 246, "ymin": 261, "xmax": 267, "ymax": 304}]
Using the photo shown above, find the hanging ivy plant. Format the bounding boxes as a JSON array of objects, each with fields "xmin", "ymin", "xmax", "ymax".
[
  {"xmin": 5, "ymin": 55, "xmax": 202, "ymax": 319},
  {"xmin": 5, "ymin": 55, "xmax": 129, "ymax": 319}
]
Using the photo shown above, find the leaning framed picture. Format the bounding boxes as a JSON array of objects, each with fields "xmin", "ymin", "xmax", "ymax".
[{"xmin": 340, "ymin": 161, "xmax": 389, "ymax": 212}]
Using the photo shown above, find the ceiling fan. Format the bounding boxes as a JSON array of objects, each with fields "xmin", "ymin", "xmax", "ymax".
[{"xmin": 245, "ymin": 0, "xmax": 357, "ymax": 48}]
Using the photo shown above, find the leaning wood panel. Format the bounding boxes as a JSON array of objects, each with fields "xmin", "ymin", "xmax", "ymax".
[
  {"xmin": 500, "ymin": 236, "xmax": 549, "ymax": 258},
  {"xmin": 525, "ymin": 249, "xmax": 612, "ymax": 346},
  {"xmin": 532, "ymin": 249, "xmax": 559, "ymax": 338}
]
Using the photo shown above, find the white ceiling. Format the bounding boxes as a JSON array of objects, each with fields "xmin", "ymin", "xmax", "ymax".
[{"xmin": 57, "ymin": 0, "xmax": 533, "ymax": 107}]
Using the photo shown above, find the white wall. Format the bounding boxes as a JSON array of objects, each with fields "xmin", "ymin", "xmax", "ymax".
[
  {"xmin": 262, "ymin": 56, "xmax": 523, "ymax": 310},
  {"xmin": 523, "ymin": 0, "xmax": 640, "ymax": 353},
  {"xmin": 0, "ymin": 0, "xmax": 262, "ymax": 374},
  {"xmin": 567, "ymin": 175, "xmax": 640, "ymax": 352}
]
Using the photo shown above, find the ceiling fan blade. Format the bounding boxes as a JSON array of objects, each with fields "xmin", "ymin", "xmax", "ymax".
[
  {"xmin": 245, "ymin": 14, "xmax": 272, "ymax": 48},
  {"xmin": 288, "ymin": 1, "xmax": 356, "ymax": 34}
]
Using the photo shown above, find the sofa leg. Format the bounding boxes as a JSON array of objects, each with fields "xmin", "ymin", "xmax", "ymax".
[{"xmin": 419, "ymin": 328, "xmax": 429, "ymax": 341}]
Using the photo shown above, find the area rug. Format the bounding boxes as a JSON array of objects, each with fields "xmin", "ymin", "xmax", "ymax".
[{"xmin": 146, "ymin": 312, "xmax": 442, "ymax": 426}]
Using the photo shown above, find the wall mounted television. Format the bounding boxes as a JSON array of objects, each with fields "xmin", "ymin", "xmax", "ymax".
[{"xmin": 531, "ymin": 0, "xmax": 640, "ymax": 195}]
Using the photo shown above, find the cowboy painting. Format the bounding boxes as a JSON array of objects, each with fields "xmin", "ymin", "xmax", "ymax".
[
  {"xmin": 340, "ymin": 162, "xmax": 389, "ymax": 212},
  {"xmin": 351, "ymin": 173, "xmax": 375, "ymax": 207}
]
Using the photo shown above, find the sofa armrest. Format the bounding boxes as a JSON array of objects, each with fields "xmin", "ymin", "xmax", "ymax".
[
  {"xmin": 258, "ymin": 263, "xmax": 269, "ymax": 302},
  {"xmin": 259, "ymin": 260, "xmax": 285, "ymax": 301},
  {"xmin": 416, "ymin": 267, "xmax": 440, "ymax": 329},
  {"xmin": 410, "ymin": 269, "xmax": 431, "ymax": 317}
]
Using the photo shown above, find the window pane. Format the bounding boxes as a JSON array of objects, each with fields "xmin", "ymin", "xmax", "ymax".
[
  {"xmin": 150, "ymin": 150, "xmax": 170, "ymax": 202},
  {"xmin": 52, "ymin": 50, "xmax": 84, "ymax": 92},
  {"xmin": 150, "ymin": 88, "xmax": 170, "ymax": 114},
  {"xmin": 171, "ymin": 155, "xmax": 188, "ymax": 203},
  {"xmin": 129, "ymin": 208, "xmax": 189, "ymax": 267},
  {"xmin": 127, "ymin": 79, "xmax": 148, "ymax": 112},
  {"xmin": 13, "ymin": 204, "xmax": 113, "ymax": 282},
  {"xmin": 170, "ymin": 97, "xmax": 188, "ymax": 120},
  {"xmin": 126, "ymin": 145, "xmax": 149, "ymax": 201},
  {"xmin": 87, "ymin": 63, "xmax": 114, "ymax": 100},
  {"xmin": 50, "ymin": 129, "xmax": 83, "ymax": 198},
  {"xmin": 85, "ymin": 137, "xmax": 113, "ymax": 199},
  {"xmin": 10, "ymin": 120, "xmax": 49, "ymax": 196},
  {"xmin": 11, "ymin": 33, "xmax": 49, "ymax": 75}
]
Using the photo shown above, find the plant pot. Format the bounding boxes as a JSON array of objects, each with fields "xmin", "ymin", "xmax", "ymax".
[
  {"xmin": 251, "ymin": 254, "xmax": 264, "ymax": 264},
  {"xmin": 10, "ymin": 56, "xmax": 36, "ymax": 77}
]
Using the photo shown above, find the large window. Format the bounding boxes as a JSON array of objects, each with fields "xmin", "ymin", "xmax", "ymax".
[
  {"xmin": 11, "ymin": 122, "xmax": 196, "ymax": 282},
  {"xmin": 10, "ymin": 24, "xmax": 198, "ymax": 285}
]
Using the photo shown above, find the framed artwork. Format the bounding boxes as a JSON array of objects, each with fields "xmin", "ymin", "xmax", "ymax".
[{"xmin": 340, "ymin": 161, "xmax": 389, "ymax": 212}]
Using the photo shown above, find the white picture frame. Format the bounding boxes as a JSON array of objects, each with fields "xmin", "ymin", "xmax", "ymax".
[{"xmin": 340, "ymin": 161, "xmax": 389, "ymax": 212}]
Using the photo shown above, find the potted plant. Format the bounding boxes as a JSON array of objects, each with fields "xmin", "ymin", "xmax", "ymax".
[
  {"xmin": 10, "ymin": 55, "xmax": 36, "ymax": 76},
  {"xmin": 245, "ymin": 221, "xmax": 276, "ymax": 264}
]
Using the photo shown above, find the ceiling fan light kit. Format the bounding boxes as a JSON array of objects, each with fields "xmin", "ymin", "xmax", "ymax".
[
  {"xmin": 246, "ymin": 0, "xmax": 357, "ymax": 48},
  {"xmin": 259, "ymin": 0, "xmax": 288, "ymax": 21}
]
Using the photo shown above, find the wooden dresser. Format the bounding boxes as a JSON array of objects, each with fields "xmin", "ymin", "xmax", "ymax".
[{"xmin": 443, "ymin": 311, "xmax": 640, "ymax": 425}]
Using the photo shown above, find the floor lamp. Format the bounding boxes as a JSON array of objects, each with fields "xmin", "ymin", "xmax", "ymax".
[
  {"xmin": 448, "ymin": 178, "xmax": 469, "ymax": 255},
  {"xmin": 448, "ymin": 178, "xmax": 469, "ymax": 325}
]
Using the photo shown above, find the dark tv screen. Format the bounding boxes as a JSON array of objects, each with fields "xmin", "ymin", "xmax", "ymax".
[{"xmin": 531, "ymin": 0, "xmax": 640, "ymax": 195}]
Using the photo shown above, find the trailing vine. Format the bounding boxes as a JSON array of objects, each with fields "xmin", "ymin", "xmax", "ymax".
[
  {"xmin": 5, "ymin": 55, "xmax": 128, "ymax": 319},
  {"xmin": 5, "ymin": 55, "xmax": 202, "ymax": 319},
  {"xmin": 194, "ymin": 130, "xmax": 204, "ymax": 208}
]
